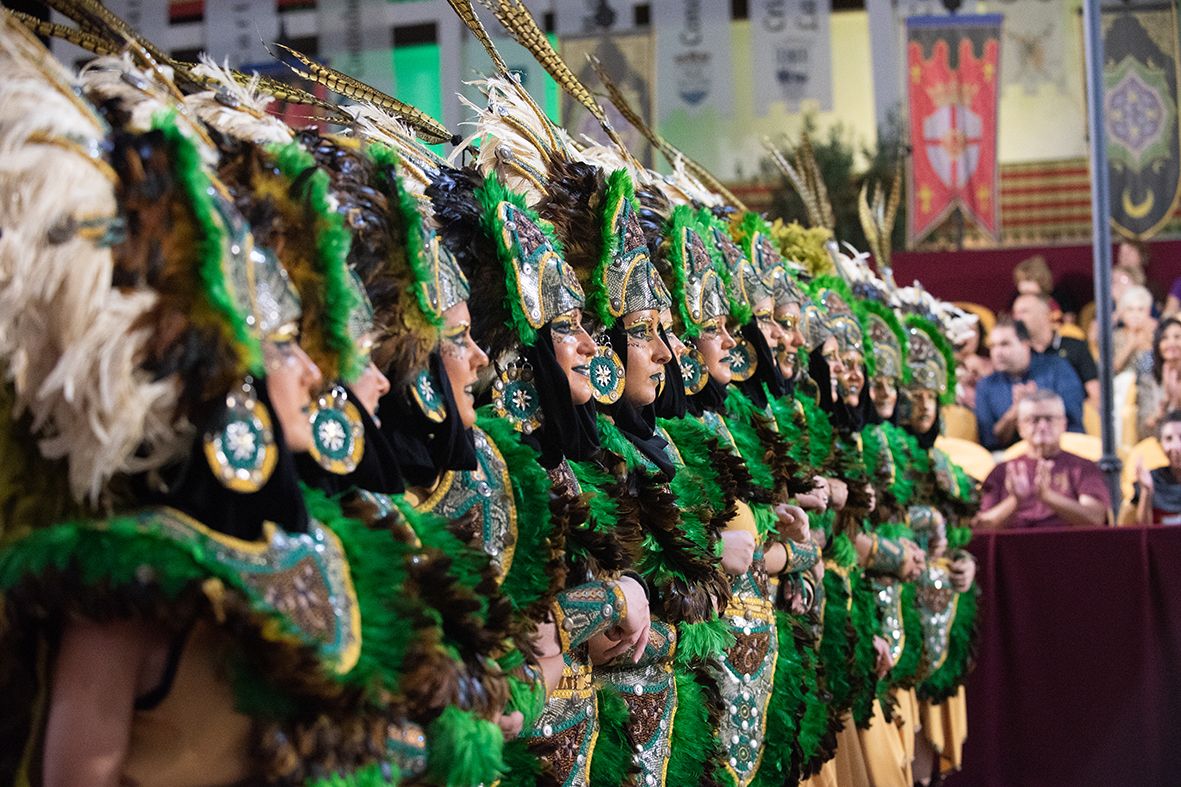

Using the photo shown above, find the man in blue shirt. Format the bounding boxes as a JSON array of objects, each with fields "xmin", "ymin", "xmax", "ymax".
[{"xmin": 975, "ymin": 316, "xmax": 1085, "ymax": 450}]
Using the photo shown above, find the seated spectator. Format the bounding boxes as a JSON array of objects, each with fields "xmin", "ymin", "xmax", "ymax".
[
  {"xmin": 1138, "ymin": 317, "xmax": 1181, "ymax": 438},
  {"xmin": 1134, "ymin": 411, "xmax": 1181, "ymax": 525},
  {"xmin": 1117, "ymin": 238, "xmax": 1150, "ymax": 280},
  {"xmin": 975, "ymin": 316, "xmax": 1085, "ymax": 450},
  {"xmin": 974, "ymin": 391, "xmax": 1110, "ymax": 529},
  {"xmin": 1011, "ymin": 255, "xmax": 1076, "ymax": 322},
  {"xmin": 954, "ymin": 314, "xmax": 992, "ymax": 410},
  {"xmin": 1112, "ymin": 264, "xmax": 1149, "ymax": 319},
  {"xmin": 1111, "ymin": 285, "xmax": 1157, "ymax": 442},
  {"xmin": 1013, "ymin": 292, "xmax": 1099, "ymax": 403}
]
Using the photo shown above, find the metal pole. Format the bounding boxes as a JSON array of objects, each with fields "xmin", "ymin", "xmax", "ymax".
[{"xmin": 1081, "ymin": 0, "xmax": 1121, "ymax": 515}]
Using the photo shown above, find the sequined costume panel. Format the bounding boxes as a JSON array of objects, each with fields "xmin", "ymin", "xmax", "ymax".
[
  {"xmin": 716, "ymin": 557, "xmax": 779, "ymax": 787},
  {"xmin": 872, "ymin": 576, "xmax": 907, "ymax": 666},
  {"xmin": 419, "ymin": 426, "xmax": 517, "ymax": 579},
  {"xmin": 915, "ymin": 559, "xmax": 958, "ymax": 676},
  {"xmin": 386, "ymin": 722, "xmax": 428, "ymax": 781},
  {"xmin": 598, "ymin": 620, "xmax": 680, "ymax": 787},
  {"xmin": 127, "ymin": 507, "xmax": 362, "ymax": 674},
  {"xmin": 524, "ymin": 653, "xmax": 600, "ymax": 787},
  {"xmin": 554, "ymin": 580, "xmax": 627, "ymax": 651}
]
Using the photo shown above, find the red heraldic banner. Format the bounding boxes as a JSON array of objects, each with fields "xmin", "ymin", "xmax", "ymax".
[{"xmin": 906, "ymin": 15, "xmax": 1003, "ymax": 245}]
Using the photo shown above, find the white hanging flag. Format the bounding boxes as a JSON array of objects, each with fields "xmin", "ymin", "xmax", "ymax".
[
  {"xmin": 203, "ymin": 0, "xmax": 279, "ymax": 69},
  {"xmin": 750, "ymin": 0, "xmax": 833, "ymax": 112},
  {"xmin": 106, "ymin": 0, "xmax": 171, "ymax": 51},
  {"xmin": 318, "ymin": 0, "xmax": 395, "ymax": 97},
  {"xmin": 998, "ymin": 0, "xmax": 1073, "ymax": 96},
  {"xmin": 554, "ymin": 0, "xmax": 635, "ymax": 36},
  {"xmin": 651, "ymin": 0, "xmax": 733, "ymax": 122}
]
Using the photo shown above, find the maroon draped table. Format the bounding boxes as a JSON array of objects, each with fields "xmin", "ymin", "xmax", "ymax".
[{"xmin": 945, "ymin": 526, "xmax": 1181, "ymax": 787}]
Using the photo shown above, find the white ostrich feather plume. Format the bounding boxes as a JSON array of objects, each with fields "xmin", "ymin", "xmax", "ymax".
[
  {"xmin": 663, "ymin": 155, "xmax": 722, "ymax": 207},
  {"xmin": 341, "ymin": 103, "xmax": 443, "ymax": 198},
  {"xmin": 452, "ymin": 75, "xmax": 566, "ymax": 207},
  {"xmin": 573, "ymin": 139, "xmax": 649, "ymax": 186},
  {"xmin": 81, "ymin": 55, "xmax": 174, "ymax": 132},
  {"xmin": 0, "ymin": 15, "xmax": 186, "ymax": 503},
  {"xmin": 835, "ymin": 241, "xmax": 875, "ymax": 284},
  {"xmin": 185, "ymin": 56, "xmax": 293, "ymax": 145}
]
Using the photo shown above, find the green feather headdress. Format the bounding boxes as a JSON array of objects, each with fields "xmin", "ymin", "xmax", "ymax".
[
  {"xmin": 153, "ymin": 112, "xmax": 264, "ymax": 378},
  {"xmin": 853, "ymin": 297, "xmax": 910, "ymax": 382},
  {"xmin": 474, "ymin": 172, "xmax": 583, "ymax": 348},
  {"xmin": 664, "ymin": 204, "xmax": 728, "ymax": 339},
  {"xmin": 267, "ymin": 141, "xmax": 363, "ymax": 382},
  {"xmin": 586, "ymin": 168, "xmax": 635, "ymax": 327},
  {"xmin": 807, "ymin": 274, "xmax": 863, "ymax": 354},
  {"xmin": 701, "ymin": 209, "xmax": 760, "ymax": 326},
  {"xmin": 362, "ymin": 142, "xmax": 467, "ymax": 390},
  {"xmin": 903, "ymin": 314, "xmax": 958, "ymax": 405}
]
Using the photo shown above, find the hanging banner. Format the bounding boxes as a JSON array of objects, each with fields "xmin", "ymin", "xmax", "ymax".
[
  {"xmin": 997, "ymin": 0, "xmax": 1073, "ymax": 96},
  {"xmin": 651, "ymin": 0, "xmax": 732, "ymax": 124},
  {"xmin": 105, "ymin": 0, "xmax": 170, "ymax": 50},
  {"xmin": 203, "ymin": 0, "xmax": 279, "ymax": 69},
  {"xmin": 318, "ymin": 0, "xmax": 395, "ymax": 96},
  {"xmin": 1102, "ymin": 4, "xmax": 1181, "ymax": 240},
  {"xmin": 554, "ymin": 0, "xmax": 636, "ymax": 36},
  {"xmin": 560, "ymin": 33, "xmax": 654, "ymax": 165},
  {"xmin": 749, "ymin": 0, "xmax": 833, "ymax": 112},
  {"xmin": 906, "ymin": 15, "xmax": 1002, "ymax": 244}
]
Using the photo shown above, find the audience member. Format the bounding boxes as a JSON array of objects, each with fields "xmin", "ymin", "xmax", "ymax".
[
  {"xmin": 1013, "ymin": 293, "xmax": 1099, "ymax": 403},
  {"xmin": 1117, "ymin": 238, "xmax": 1150, "ymax": 279},
  {"xmin": 1011, "ymin": 255, "xmax": 1075, "ymax": 323},
  {"xmin": 974, "ymin": 391, "xmax": 1110, "ymax": 529},
  {"xmin": 954, "ymin": 314, "xmax": 992, "ymax": 410},
  {"xmin": 1113, "ymin": 285, "xmax": 1158, "ymax": 442},
  {"xmin": 1138, "ymin": 317, "xmax": 1181, "ymax": 439},
  {"xmin": 975, "ymin": 317, "xmax": 1085, "ymax": 450},
  {"xmin": 1111, "ymin": 264, "xmax": 1149, "ymax": 317},
  {"xmin": 1134, "ymin": 411, "xmax": 1181, "ymax": 525}
]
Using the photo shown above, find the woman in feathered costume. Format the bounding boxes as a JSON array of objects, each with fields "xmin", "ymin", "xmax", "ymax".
[
  {"xmin": 0, "ymin": 15, "xmax": 428, "ymax": 784},
  {"xmin": 258, "ymin": 42, "xmax": 644, "ymax": 783},
  {"xmin": 890, "ymin": 289, "xmax": 980, "ymax": 786},
  {"xmin": 448, "ymin": 5, "xmax": 761, "ymax": 785}
]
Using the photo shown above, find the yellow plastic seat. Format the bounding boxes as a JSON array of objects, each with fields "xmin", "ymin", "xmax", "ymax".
[
  {"xmin": 942, "ymin": 403, "xmax": 980, "ymax": 443},
  {"xmin": 1119, "ymin": 437, "xmax": 1168, "ymax": 504},
  {"xmin": 1120, "ymin": 376, "xmax": 1140, "ymax": 456},
  {"xmin": 1083, "ymin": 402, "xmax": 1100, "ymax": 436},
  {"xmin": 1058, "ymin": 323, "xmax": 1087, "ymax": 341},
  {"xmin": 935, "ymin": 436, "xmax": 996, "ymax": 482},
  {"xmin": 1002, "ymin": 432, "xmax": 1103, "ymax": 462}
]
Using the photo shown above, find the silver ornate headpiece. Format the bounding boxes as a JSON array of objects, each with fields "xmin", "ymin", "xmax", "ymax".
[
  {"xmin": 800, "ymin": 298, "xmax": 833, "ymax": 350},
  {"xmin": 346, "ymin": 268, "xmax": 376, "ymax": 363},
  {"xmin": 712, "ymin": 222, "xmax": 772, "ymax": 318},
  {"xmin": 420, "ymin": 222, "xmax": 471, "ymax": 320},
  {"xmin": 814, "ymin": 286, "xmax": 863, "ymax": 354},
  {"xmin": 494, "ymin": 199, "xmax": 585, "ymax": 332},
  {"xmin": 596, "ymin": 186, "xmax": 671, "ymax": 323},
  {"xmin": 865, "ymin": 312, "xmax": 902, "ymax": 380},
  {"xmin": 906, "ymin": 324, "xmax": 948, "ymax": 395}
]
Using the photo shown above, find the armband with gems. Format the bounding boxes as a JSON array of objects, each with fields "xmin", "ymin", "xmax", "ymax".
[
  {"xmin": 783, "ymin": 538, "xmax": 820, "ymax": 573},
  {"xmin": 551, "ymin": 579, "xmax": 628, "ymax": 651},
  {"xmin": 865, "ymin": 533, "xmax": 906, "ymax": 577}
]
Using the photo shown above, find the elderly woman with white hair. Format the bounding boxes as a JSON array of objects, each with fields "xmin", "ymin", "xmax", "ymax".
[{"xmin": 1113, "ymin": 284, "xmax": 1161, "ymax": 441}]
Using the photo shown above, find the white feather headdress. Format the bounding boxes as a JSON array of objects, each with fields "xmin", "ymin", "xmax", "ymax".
[
  {"xmin": 0, "ymin": 13, "xmax": 181, "ymax": 503},
  {"xmin": 184, "ymin": 56, "xmax": 294, "ymax": 146}
]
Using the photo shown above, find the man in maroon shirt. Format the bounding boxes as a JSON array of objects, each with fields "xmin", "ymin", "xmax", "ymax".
[{"xmin": 974, "ymin": 390, "xmax": 1111, "ymax": 528}]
